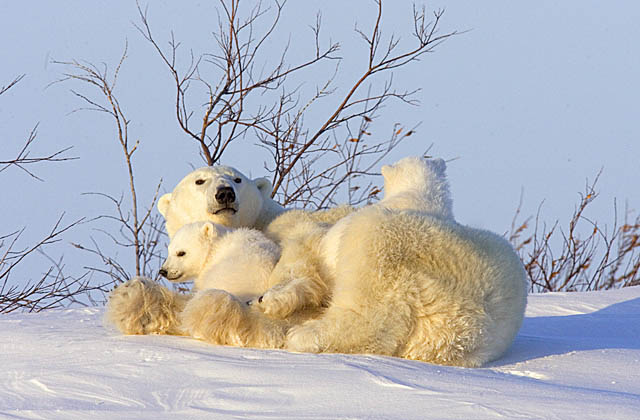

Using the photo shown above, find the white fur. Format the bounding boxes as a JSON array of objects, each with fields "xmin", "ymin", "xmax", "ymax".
[
  {"xmin": 162, "ymin": 221, "xmax": 280, "ymax": 302},
  {"xmin": 107, "ymin": 156, "xmax": 527, "ymax": 367},
  {"xmin": 106, "ymin": 223, "xmax": 292, "ymax": 346},
  {"xmin": 379, "ymin": 156, "xmax": 453, "ymax": 219},
  {"xmin": 322, "ymin": 157, "xmax": 453, "ymax": 279},
  {"xmin": 157, "ymin": 166, "xmax": 284, "ymax": 238},
  {"xmin": 268, "ymin": 156, "xmax": 527, "ymax": 366}
]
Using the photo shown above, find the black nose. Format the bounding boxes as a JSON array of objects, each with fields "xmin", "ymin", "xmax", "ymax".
[
  {"xmin": 215, "ymin": 186, "xmax": 236, "ymax": 205},
  {"xmin": 159, "ymin": 269, "xmax": 168, "ymax": 278}
]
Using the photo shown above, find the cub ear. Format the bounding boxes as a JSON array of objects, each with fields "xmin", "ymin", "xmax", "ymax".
[
  {"xmin": 380, "ymin": 164, "xmax": 392, "ymax": 179},
  {"xmin": 158, "ymin": 193, "xmax": 172, "ymax": 218},
  {"xmin": 201, "ymin": 221, "xmax": 216, "ymax": 238},
  {"xmin": 254, "ymin": 177, "xmax": 273, "ymax": 198}
]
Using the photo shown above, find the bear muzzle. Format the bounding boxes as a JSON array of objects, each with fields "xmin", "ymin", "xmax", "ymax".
[
  {"xmin": 159, "ymin": 267, "xmax": 183, "ymax": 282},
  {"xmin": 215, "ymin": 186, "xmax": 236, "ymax": 205},
  {"xmin": 208, "ymin": 186, "xmax": 239, "ymax": 215}
]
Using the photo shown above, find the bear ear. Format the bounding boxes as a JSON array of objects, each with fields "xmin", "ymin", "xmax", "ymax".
[
  {"xmin": 254, "ymin": 177, "xmax": 273, "ymax": 198},
  {"xmin": 158, "ymin": 193, "xmax": 172, "ymax": 218},
  {"xmin": 380, "ymin": 164, "xmax": 393, "ymax": 179},
  {"xmin": 201, "ymin": 221, "xmax": 216, "ymax": 238}
]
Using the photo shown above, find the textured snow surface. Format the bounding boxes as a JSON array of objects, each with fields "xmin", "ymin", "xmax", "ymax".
[{"xmin": 2, "ymin": 287, "xmax": 639, "ymax": 419}]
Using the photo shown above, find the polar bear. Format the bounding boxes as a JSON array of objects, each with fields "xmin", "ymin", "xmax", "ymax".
[
  {"xmin": 106, "ymin": 219, "xmax": 321, "ymax": 347},
  {"xmin": 160, "ymin": 221, "xmax": 280, "ymax": 301},
  {"xmin": 157, "ymin": 165, "xmax": 285, "ymax": 238},
  {"xmin": 106, "ymin": 221, "xmax": 291, "ymax": 344},
  {"xmin": 255, "ymin": 157, "xmax": 527, "ymax": 367}
]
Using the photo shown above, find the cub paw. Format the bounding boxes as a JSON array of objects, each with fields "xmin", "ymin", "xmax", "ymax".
[{"xmin": 252, "ymin": 283, "xmax": 298, "ymax": 319}]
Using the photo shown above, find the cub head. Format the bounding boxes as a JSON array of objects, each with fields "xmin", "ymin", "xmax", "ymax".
[
  {"xmin": 160, "ymin": 221, "xmax": 230, "ymax": 282},
  {"xmin": 380, "ymin": 156, "xmax": 453, "ymax": 219},
  {"xmin": 381, "ymin": 156, "xmax": 446, "ymax": 197},
  {"xmin": 157, "ymin": 165, "xmax": 273, "ymax": 238}
]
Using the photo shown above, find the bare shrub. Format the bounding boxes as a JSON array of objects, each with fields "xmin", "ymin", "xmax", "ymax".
[
  {"xmin": 53, "ymin": 46, "xmax": 165, "ymax": 287},
  {"xmin": 0, "ymin": 76, "xmax": 97, "ymax": 313},
  {"xmin": 136, "ymin": 0, "xmax": 456, "ymax": 208},
  {"xmin": 508, "ymin": 173, "xmax": 640, "ymax": 293}
]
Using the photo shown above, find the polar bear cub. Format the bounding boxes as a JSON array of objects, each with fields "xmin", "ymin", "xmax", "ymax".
[
  {"xmin": 379, "ymin": 156, "xmax": 453, "ymax": 219},
  {"xmin": 160, "ymin": 221, "xmax": 280, "ymax": 302},
  {"xmin": 260, "ymin": 156, "xmax": 527, "ymax": 367}
]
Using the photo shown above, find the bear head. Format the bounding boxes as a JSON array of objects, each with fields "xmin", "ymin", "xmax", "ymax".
[
  {"xmin": 380, "ymin": 156, "xmax": 454, "ymax": 220},
  {"xmin": 160, "ymin": 221, "xmax": 230, "ymax": 282},
  {"xmin": 157, "ymin": 166, "xmax": 274, "ymax": 238}
]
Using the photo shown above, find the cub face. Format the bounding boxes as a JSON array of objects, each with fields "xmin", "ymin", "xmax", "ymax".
[{"xmin": 160, "ymin": 221, "xmax": 230, "ymax": 282}]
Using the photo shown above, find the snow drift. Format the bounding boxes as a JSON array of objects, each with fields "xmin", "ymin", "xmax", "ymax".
[{"xmin": 2, "ymin": 287, "xmax": 639, "ymax": 419}]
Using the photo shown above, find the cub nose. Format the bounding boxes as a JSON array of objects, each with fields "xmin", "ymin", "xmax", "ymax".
[
  {"xmin": 215, "ymin": 186, "xmax": 236, "ymax": 205},
  {"xmin": 159, "ymin": 268, "xmax": 168, "ymax": 278}
]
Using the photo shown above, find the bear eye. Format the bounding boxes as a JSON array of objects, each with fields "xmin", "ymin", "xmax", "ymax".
[
  {"xmin": 233, "ymin": 177, "xmax": 242, "ymax": 184},
  {"xmin": 195, "ymin": 179, "xmax": 205, "ymax": 185},
  {"xmin": 176, "ymin": 251, "xmax": 186, "ymax": 257}
]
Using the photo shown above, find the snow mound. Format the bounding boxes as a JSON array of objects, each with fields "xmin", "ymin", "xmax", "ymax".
[{"xmin": 2, "ymin": 287, "xmax": 640, "ymax": 419}]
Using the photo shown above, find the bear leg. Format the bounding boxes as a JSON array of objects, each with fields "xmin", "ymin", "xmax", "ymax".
[
  {"xmin": 105, "ymin": 277, "xmax": 190, "ymax": 335},
  {"xmin": 181, "ymin": 289, "xmax": 287, "ymax": 349},
  {"xmin": 286, "ymin": 302, "xmax": 411, "ymax": 357}
]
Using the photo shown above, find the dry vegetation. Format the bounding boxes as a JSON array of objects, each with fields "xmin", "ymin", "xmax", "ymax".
[
  {"xmin": 0, "ymin": 76, "xmax": 104, "ymax": 313},
  {"xmin": 508, "ymin": 174, "xmax": 640, "ymax": 292}
]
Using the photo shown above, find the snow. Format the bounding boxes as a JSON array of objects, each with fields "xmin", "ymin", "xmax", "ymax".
[{"xmin": 2, "ymin": 287, "xmax": 640, "ymax": 419}]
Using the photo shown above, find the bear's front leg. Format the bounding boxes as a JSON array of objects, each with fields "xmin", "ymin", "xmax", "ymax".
[
  {"xmin": 253, "ymin": 278, "xmax": 314, "ymax": 319},
  {"xmin": 253, "ymin": 254, "xmax": 331, "ymax": 319},
  {"xmin": 105, "ymin": 277, "xmax": 190, "ymax": 335},
  {"xmin": 181, "ymin": 289, "xmax": 287, "ymax": 349}
]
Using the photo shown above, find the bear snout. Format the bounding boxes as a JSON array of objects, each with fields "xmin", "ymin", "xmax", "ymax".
[
  {"xmin": 159, "ymin": 268, "xmax": 168, "ymax": 278},
  {"xmin": 215, "ymin": 186, "xmax": 236, "ymax": 205}
]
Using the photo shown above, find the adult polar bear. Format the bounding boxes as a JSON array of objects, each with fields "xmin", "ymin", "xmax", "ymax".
[{"xmin": 107, "ymin": 158, "xmax": 527, "ymax": 367}]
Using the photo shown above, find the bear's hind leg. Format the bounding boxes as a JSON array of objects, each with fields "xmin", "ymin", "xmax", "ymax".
[{"xmin": 286, "ymin": 302, "xmax": 412, "ymax": 357}]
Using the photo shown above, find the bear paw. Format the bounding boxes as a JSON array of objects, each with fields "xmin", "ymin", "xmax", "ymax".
[
  {"xmin": 252, "ymin": 282, "xmax": 301, "ymax": 319},
  {"xmin": 285, "ymin": 323, "xmax": 323, "ymax": 353},
  {"xmin": 181, "ymin": 289, "xmax": 248, "ymax": 346},
  {"xmin": 105, "ymin": 277, "xmax": 183, "ymax": 335}
]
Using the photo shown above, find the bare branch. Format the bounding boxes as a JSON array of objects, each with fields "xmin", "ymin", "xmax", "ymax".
[{"xmin": 0, "ymin": 74, "xmax": 25, "ymax": 96}]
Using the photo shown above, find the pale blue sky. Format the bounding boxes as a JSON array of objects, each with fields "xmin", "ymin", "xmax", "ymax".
[{"xmin": 2, "ymin": 1, "xmax": 639, "ymax": 280}]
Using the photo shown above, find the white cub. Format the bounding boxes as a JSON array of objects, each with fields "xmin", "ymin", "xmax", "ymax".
[
  {"xmin": 161, "ymin": 221, "xmax": 280, "ymax": 302},
  {"xmin": 273, "ymin": 156, "xmax": 527, "ymax": 367},
  {"xmin": 379, "ymin": 156, "xmax": 453, "ymax": 219},
  {"xmin": 157, "ymin": 165, "xmax": 285, "ymax": 238},
  {"xmin": 319, "ymin": 156, "xmax": 452, "ymax": 282}
]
